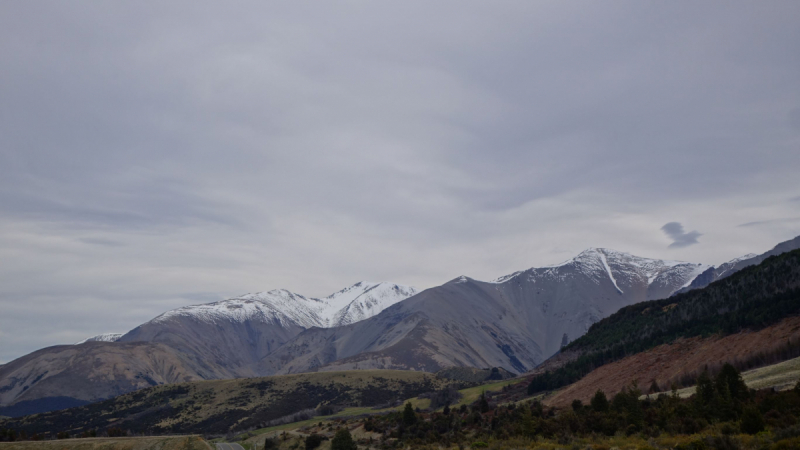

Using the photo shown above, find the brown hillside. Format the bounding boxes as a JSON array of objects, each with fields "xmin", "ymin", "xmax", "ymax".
[{"xmin": 545, "ymin": 315, "xmax": 800, "ymax": 407}]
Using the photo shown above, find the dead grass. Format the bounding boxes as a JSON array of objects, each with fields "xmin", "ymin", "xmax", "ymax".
[{"xmin": 0, "ymin": 435, "xmax": 211, "ymax": 450}]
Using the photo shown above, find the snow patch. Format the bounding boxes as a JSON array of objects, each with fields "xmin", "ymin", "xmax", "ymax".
[
  {"xmin": 597, "ymin": 250, "xmax": 624, "ymax": 294},
  {"xmin": 75, "ymin": 333, "xmax": 123, "ymax": 345}
]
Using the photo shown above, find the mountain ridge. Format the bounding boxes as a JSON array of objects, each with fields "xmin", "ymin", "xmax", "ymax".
[{"xmin": 3, "ymin": 237, "xmax": 799, "ymax": 416}]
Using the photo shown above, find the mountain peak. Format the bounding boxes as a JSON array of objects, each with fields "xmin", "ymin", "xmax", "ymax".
[{"xmin": 142, "ymin": 281, "xmax": 417, "ymax": 330}]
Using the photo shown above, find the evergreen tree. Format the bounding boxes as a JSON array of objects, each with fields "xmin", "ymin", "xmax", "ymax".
[
  {"xmin": 331, "ymin": 428, "xmax": 357, "ymax": 450},
  {"xmin": 591, "ymin": 390, "xmax": 609, "ymax": 412},
  {"xmin": 714, "ymin": 377, "xmax": 735, "ymax": 421},
  {"xmin": 443, "ymin": 403, "xmax": 451, "ymax": 415},
  {"xmin": 694, "ymin": 369, "xmax": 716, "ymax": 419},
  {"xmin": 479, "ymin": 392, "xmax": 490, "ymax": 413},
  {"xmin": 716, "ymin": 363, "xmax": 749, "ymax": 401},
  {"xmin": 649, "ymin": 380, "xmax": 661, "ymax": 394},
  {"xmin": 403, "ymin": 402, "xmax": 417, "ymax": 426}
]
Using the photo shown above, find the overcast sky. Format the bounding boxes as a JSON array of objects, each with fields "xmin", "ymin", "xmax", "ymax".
[{"xmin": 1, "ymin": 1, "xmax": 799, "ymax": 363}]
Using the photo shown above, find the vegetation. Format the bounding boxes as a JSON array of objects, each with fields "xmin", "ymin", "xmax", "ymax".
[
  {"xmin": 529, "ymin": 250, "xmax": 800, "ymax": 395},
  {"xmin": 335, "ymin": 365, "xmax": 800, "ymax": 449},
  {"xmin": 330, "ymin": 428, "xmax": 357, "ymax": 450},
  {"xmin": 0, "ymin": 370, "xmax": 466, "ymax": 439},
  {"xmin": 0, "ymin": 435, "xmax": 210, "ymax": 449}
]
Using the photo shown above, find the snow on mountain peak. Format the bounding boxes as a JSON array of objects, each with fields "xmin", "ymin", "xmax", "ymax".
[
  {"xmin": 492, "ymin": 247, "xmax": 710, "ymax": 296},
  {"xmin": 148, "ymin": 281, "xmax": 418, "ymax": 330},
  {"xmin": 75, "ymin": 333, "xmax": 123, "ymax": 345}
]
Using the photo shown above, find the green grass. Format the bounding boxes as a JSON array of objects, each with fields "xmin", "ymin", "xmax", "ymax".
[{"xmin": 453, "ymin": 379, "xmax": 519, "ymax": 408}]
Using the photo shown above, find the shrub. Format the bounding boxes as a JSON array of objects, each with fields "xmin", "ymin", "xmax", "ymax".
[
  {"xmin": 305, "ymin": 433, "xmax": 326, "ymax": 450},
  {"xmin": 331, "ymin": 428, "xmax": 357, "ymax": 450},
  {"xmin": 741, "ymin": 406, "xmax": 765, "ymax": 435}
]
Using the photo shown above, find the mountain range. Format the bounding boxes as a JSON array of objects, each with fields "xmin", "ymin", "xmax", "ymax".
[{"xmin": 1, "ymin": 236, "xmax": 799, "ymax": 416}]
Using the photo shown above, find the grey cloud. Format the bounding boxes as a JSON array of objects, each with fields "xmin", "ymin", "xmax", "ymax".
[
  {"xmin": 661, "ymin": 222, "xmax": 702, "ymax": 248},
  {"xmin": 1, "ymin": 1, "xmax": 799, "ymax": 362},
  {"xmin": 738, "ymin": 217, "xmax": 800, "ymax": 227}
]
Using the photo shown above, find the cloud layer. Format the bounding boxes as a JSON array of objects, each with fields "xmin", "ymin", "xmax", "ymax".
[{"xmin": 1, "ymin": 1, "xmax": 800, "ymax": 363}]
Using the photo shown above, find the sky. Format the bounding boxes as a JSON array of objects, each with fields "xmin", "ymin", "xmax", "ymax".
[{"xmin": 1, "ymin": 1, "xmax": 799, "ymax": 364}]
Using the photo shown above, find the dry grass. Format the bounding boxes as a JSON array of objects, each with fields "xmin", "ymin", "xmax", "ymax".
[{"xmin": 0, "ymin": 435, "xmax": 211, "ymax": 450}]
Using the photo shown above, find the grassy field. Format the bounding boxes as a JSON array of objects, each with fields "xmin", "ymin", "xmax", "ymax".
[
  {"xmin": 640, "ymin": 355, "xmax": 800, "ymax": 399},
  {"xmin": 0, "ymin": 435, "xmax": 211, "ymax": 450}
]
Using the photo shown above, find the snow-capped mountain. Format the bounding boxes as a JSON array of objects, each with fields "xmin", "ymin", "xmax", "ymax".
[
  {"xmin": 328, "ymin": 282, "xmax": 419, "ymax": 327},
  {"xmin": 75, "ymin": 333, "xmax": 123, "ymax": 345},
  {"xmin": 261, "ymin": 248, "xmax": 714, "ymax": 376},
  {"xmin": 148, "ymin": 282, "xmax": 418, "ymax": 329},
  {"xmin": 495, "ymin": 248, "xmax": 710, "ymax": 300},
  {"xmin": 116, "ymin": 281, "xmax": 417, "ymax": 379}
]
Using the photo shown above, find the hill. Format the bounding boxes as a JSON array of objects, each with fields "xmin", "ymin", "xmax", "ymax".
[{"xmin": 0, "ymin": 370, "xmax": 463, "ymax": 437}]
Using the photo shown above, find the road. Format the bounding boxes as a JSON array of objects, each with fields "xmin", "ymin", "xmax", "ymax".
[{"xmin": 215, "ymin": 443, "xmax": 245, "ymax": 450}]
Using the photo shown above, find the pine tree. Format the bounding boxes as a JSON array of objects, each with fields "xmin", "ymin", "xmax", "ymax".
[
  {"xmin": 694, "ymin": 369, "xmax": 716, "ymax": 419},
  {"xmin": 714, "ymin": 377, "xmax": 735, "ymax": 421},
  {"xmin": 403, "ymin": 402, "xmax": 417, "ymax": 426},
  {"xmin": 591, "ymin": 390, "xmax": 609, "ymax": 412},
  {"xmin": 479, "ymin": 392, "xmax": 490, "ymax": 413},
  {"xmin": 716, "ymin": 363, "xmax": 749, "ymax": 401}
]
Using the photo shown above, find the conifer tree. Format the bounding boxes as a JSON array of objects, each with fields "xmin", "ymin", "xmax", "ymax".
[
  {"xmin": 403, "ymin": 402, "xmax": 417, "ymax": 426},
  {"xmin": 591, "ymin": 390, "xmax": 609, "ymax": 412}
]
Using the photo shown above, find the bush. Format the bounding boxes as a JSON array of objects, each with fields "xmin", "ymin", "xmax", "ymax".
[
  {"xmin": 331, "ymin": 428, "xmax": 357, "ymax": 450},
  {"xmin": 741, "ymin": 406, "xmax": 765, "ymax": 435},
  {"xmin": 305, "ymin": 433, "xmax": 326, "ymax": 450}
]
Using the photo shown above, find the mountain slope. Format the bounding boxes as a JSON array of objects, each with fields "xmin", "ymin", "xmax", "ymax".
[
  {"xmin": 0, "ymin": 341, "xmax": 221, "ymax": 411},
  {"xmin": 259, "ymin": 249, "xmax": 710, "ymax": 376},
  {"xmin": 527, "ymin": 248, "xmax": 800, "ymax": 395},
  {"xmin": 118, "ymin": 282, "xmax": 417, "ymax": 376},
  {"xmin": 675, "ymin": 235, "xmax": 800, "ymax": 294}
]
